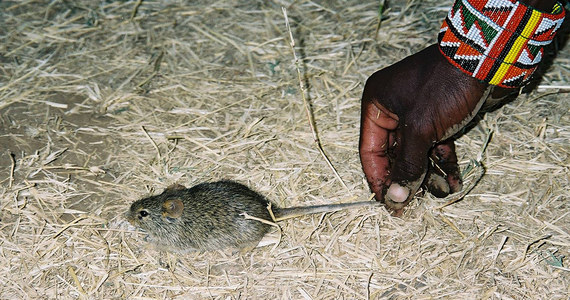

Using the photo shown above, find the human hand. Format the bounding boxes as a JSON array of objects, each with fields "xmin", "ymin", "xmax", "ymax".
[{"xmin": 359, "ymin": 44, "xmax": 491, "ymax": 216}]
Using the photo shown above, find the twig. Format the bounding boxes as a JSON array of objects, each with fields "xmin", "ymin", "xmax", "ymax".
[
  {"xmin": 242, "ymin": 211, "xmax": 279, "ymax": 229},
  {"xmin": 9, "ymin": 152, "xmax": 16, "ymax": 189},
  {"xmin": 242, "ymin": 210, "xmax": 282, "ymax": 252},
  {"xmin": 536, "ymin": 84, "xmax": 570, "ymax": 91},
  {"xmin": 130, "ymin": 0, "xmax": 143, "ymax": 21},
  {"xmin": 281, "ymin": 7, "xmax": 348, "ymax": 191},
  {"xmin": 492, "ymin": 235, "xmax": 508, "ymax": 266},
  {"xmin": 141, "ymin": 126, "xmax": 162, "ymax": 161},
  {"xmin": 136, "ymin": 50, "xmax": 164, "ymax": 88},
  {"xmin": 68, "ymin": 266, "xmax": 88, "ymax": 299},
  {"xmin": 436, "ymin": 129, "xmax": 493, "ymax": 209},
  {"xmin": 523, "ymin": 234, "xmax": 552, "ymax": 262},
  {"xmin": 435, "ymin": 159, "xmax": 485, "ymax": 209},
  {"xmin": 53, "ymin": 215, "xmax": 88, "ymax": 238},
  {"xmin": 439, "ymin": 214, "xmax": 466, "ymax": 238},
  {"xmin": 374, "ymin": 0, "xmax": 386, "ymax": 39}
]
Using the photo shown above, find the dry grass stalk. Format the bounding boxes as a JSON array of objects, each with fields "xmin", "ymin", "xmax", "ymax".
[{"xmin": 282, "ymin": 7, "xmax": 348, "ymax": 191}]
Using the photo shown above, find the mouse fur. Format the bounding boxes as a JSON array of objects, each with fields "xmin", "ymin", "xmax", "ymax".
[{"xmin": 127, "ymin": 180, "xmax": 378, "ymax": 252}]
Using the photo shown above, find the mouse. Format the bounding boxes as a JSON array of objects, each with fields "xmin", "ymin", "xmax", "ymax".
[{"xmin": 126, "ymin": 180, "xmax": 380, "ymax": 253}]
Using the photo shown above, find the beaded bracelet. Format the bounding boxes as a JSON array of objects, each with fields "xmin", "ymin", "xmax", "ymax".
[{"xmin": 438, "ymin": 0, "xmax": 565, "ymax": 88}]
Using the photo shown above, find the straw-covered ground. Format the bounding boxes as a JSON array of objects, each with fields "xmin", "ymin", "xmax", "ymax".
[{"xmin": 1, "ymin": 0, "xmax": 568, "ymax": 299}]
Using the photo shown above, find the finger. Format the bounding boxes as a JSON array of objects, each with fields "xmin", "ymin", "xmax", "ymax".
[
  {"xmin": 359, "ymin": 100, "xmax": 399, "ymax": 202},
  {"xmin": 423, "ymin": 170, "xmax": 450, "ymax": 198},
  {"xmin": 384, "ymin": 127, "xmax": 431, "ymax": 210},
  {"xmin": 429, "ymin": 140, "xmax": 462, "ymax": 195}
]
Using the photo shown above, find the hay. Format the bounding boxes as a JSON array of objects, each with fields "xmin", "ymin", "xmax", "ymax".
[{"xmin": 0, "ymin": 0, "xmax": 568, "ymax": 299}]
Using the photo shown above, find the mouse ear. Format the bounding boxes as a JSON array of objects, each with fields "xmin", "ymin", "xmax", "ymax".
[
  {"xmin": 162, "ymin": 198, "xmax": 184, "ymax": 219},
  {"xmin": 166, "ymin": 183, "xmax": 186, "ymax": 191}
]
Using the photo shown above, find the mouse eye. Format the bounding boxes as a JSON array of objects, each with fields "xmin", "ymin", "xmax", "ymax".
[{"xmin": 138, "ymin": 210, "xmax": 149, "ymax": 219}]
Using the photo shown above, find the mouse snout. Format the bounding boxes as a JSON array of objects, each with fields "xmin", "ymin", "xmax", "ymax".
[{"xmin": 125, "ymin": 210, "xmax": 137, "ymax": 226}]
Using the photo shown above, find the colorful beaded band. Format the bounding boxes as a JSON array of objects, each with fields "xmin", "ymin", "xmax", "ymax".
[{"xmin": 438, "ymin": 0, "xmax": 565, "ymax": 88}]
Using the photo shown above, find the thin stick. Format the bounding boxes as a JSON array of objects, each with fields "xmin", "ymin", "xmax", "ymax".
[
  {"xmin": 523, "ymin": 234, "xmax": 552, "ymax": 262},
  {"xmin": 242, "ymin": 212, "xmax": 279, "ymax": 228},
  {"xmin": 241, "ymin": 211, "xmax": 282, "ymax": 251},
  {"xmin": 493, "ymin": 236, "xmax": 508, "ymax": 266},
  {"xmin": 141, "ymin": 125, "xmax": 162, "ymax": 161},
  {"xmin": 536, "ymin": 84, "xmax": 570, "ymax": 90},
  {"xmin": 282, "ymin": 7, "xmax": 348, "ymax": 191},
  {"xmin": 435, "ymin": 159, "xmax": 485, "ymax": 209},
  {"xmin": 439, "ymin": 214, "xmax": 466, "ymax": 239},
  {"xmin": 68, "ymin": 266, "xmax": 88, "ymax": 298},
  {"xmin": 130, "ymin": 0, "xmax": 143, "ymax": 21},
  {"xmin": 436, "ymin": 129, "xmax": 493, "ymax": 209},
  {"xmin": 374, "ymin": 0, "xmax": 386, "ymax": 39},
  {"xmin": 136, "ymin": 50, "xmax": 164, "ymax": 88},
  {"xmin": 266, "ymin": 202, "xmax": 278, "ymax": 223},
  {"xmin": 53, "ymin": 215, "xmax": 88, "ymax": 238},
  {"xmin": 9, "ymin": 152, "xmax": 16, "ymax": 189}
]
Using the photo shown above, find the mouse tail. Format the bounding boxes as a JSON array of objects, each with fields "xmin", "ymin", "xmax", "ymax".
[{"xmin": 272, "ymin": 201, "xmax": 380, "ymax": 221}]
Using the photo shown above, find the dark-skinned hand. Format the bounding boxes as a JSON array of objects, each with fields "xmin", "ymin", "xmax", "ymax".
[{"xmin": 360, "ymin": 44, "xmax": 502, "ymax": 216}]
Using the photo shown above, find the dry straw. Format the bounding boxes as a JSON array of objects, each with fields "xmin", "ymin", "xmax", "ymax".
[{"xmin": 0, "ymin": 0, "xmax": 568, "ymax": 299}]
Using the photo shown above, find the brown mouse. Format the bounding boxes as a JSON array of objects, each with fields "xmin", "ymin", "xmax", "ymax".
[{"xmin": 126, "ymin": 180, "xmax": 380, "ymax": 252}]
